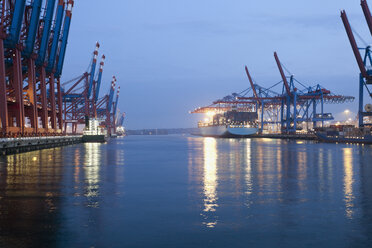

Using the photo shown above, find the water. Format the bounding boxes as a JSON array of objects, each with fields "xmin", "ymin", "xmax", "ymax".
[{"xmin": 0, "ymin": 135, "xmax": 372, "ymax": 248}]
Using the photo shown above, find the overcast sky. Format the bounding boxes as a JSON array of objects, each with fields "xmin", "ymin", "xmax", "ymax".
[{"xmin": 61, "ymin": 0, "xmax": 371, "ymax": 129}]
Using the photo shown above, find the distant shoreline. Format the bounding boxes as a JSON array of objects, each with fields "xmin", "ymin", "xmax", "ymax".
[{"xmin": 126, "ymin": 128, "xmax": 198, "ymax": 135}]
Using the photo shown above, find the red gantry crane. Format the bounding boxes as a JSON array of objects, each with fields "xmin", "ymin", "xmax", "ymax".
[
  {"xmin": 341, "ymin": 0, "xmax": 372, "ymax": 127},
  {"xmin": 62, "ymin": 43, "xmax": 121, "ymax": 135},
  {"xmin": 0, "ymin": 0, "xmax": 74, "ymax": 137}
]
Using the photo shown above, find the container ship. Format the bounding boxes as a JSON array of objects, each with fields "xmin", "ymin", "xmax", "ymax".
[{"xmin": 196, "ymin": 110, "xmax": 259, "ymax": 138}]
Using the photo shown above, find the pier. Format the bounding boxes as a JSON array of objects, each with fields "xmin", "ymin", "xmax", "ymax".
[
  {"xmin": 0, "ymin": 0, "xmax": 122, "ymax": 151},
  {"xmin": 0, "ymin": 136, "xmax": 82, "ymax": 155},
  {"xmin": 251, "ymin": 133, "xmax": 317, "ymax": 140}
]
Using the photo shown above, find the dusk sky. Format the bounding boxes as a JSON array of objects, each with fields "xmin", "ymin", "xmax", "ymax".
[{"xmin": 61, "ymin": 0, "xmax": 371, "ymax": 129}]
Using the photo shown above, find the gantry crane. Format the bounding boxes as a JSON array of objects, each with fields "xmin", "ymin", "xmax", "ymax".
[
  {"xmin": 341, "ymin": 0, "xmax": 372, "ymax": 127},
  {"xmin": 62, "ymin": 42, "xmax": 102, "ymax": 133},
  {"xmin": 62, "ymin": 43, "xmax": 121, "ymax": 135},
  {"xmin": 0, "ymin": 0, "xmax": 74, "ymax": 137},
  {"xmin": 192, "ymin": 55, "xmax": 354, "ymax": 134}
]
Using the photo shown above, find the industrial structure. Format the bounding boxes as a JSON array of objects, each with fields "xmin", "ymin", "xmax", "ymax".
[
  {"xmin": 115, "ymin": 112, "xmax": 126, "ymax": 136},
  {"xmin": 192, "ymin": 0, "xmax": 372, "ymax": 142},
  {"xmin": 192, "ymin": 53, "xmax": 354, "ymax": 134},
  {"xmin": 61, "ymin": 42, "xmax": 121, "ymax": 136},
  {"xmin": 0, "ymin": 0, "xmax": 122, "ymax": 138},
  {"xmin": 117, "ymin": 112, "xmax": 125, "ymax": 128},
  {"xmin": 341, "ymin": 0, "xmax": 372, "ymax": 127},
  {"xmin": 0, "ymin": 0, "xmax": 73, "ymax": 137}
]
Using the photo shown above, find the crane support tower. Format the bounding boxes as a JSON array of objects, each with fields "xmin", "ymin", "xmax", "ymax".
[{"xmin": 0, "ymin": 0, "xmax": 74, "ymax": 137}]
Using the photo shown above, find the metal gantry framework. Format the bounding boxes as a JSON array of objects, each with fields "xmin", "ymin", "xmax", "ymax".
[
  {"xmin": 62, "ymin": 43, "xmax": 121, "ymax": 135},
  {"xmin": 192, "ymin": 53, "xmax": 354, "ymax": 134},
  {"xmin": 341, "ymin": 0, "xmax": 372, "ymax": 127},
  {"xmin": 117, "ymin": 112, "xmax": 125, "ymax": 127},
  {"xmin": 102, "ymin": 76, "xmax": 119, "ymax": 135},
  {"xmin": 0, "ymin": 0, "xmax": 74, "ymax": 137},
  {"xmin": 269, "ymin": 52, "xmax": 354, "ymax": 133}
]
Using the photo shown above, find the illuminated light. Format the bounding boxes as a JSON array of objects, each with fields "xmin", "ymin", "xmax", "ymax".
[
  {"xmin": 343, "ymin": 148, "xmax": 354, "ymax": 219},
  {"xmin": 202, "ymin": 138, "xmax": 218, "ymax": 228},
  {"xmin": 245, "ymin": 139, "xmax": 252, "ymax": 199},
  {"xmin": 344, "ymin": 109, "xmax": 350, "ymax": 114},
  {"xmin": 204, "ymin": 118, "xmax": 209, "ymax": 122},
  {"xmin": 32, "ymin": 156, "xmax": 37, "ymax": 161},
  {"xmin": 84, "ymin": 143, "xmax": 101, "ymax": 200},
  {"xmin": 206, "ymin": 111, "xmax": 216, "ymax": 117}
]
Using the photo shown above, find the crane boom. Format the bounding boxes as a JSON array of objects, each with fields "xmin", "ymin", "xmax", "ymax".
[
  {"xmin": 361, "ymin": 0, "xmax": 372, "ymax": 36},
  {"xmin": 245, "ymin": 66, "xmax": 259, "ymax": 100},
  {"xmin": 341, "ymin": 10, "xmax": 371, "ymax": 80},
  {"xmin": 87, "ymin": 42, "xmax": 99, "ymax": 98},
  {"xmin": 55, "ymin": 0, "xmax": 74, "ymax": 77},
  {"xmin": 24, "ymin": 0, "xmax": 42, "ymax": 57},
  {"xmin": 5, "ymin": 0, "xmax": 26, "ymax": 47},
  {"xmin": 113, "ymin": 86, "xmax": 120, "ymax": 117},
  {"xmin": 95, "ymin": 55, "xmax": 105, "ymax": 102},
  {"xmin": 47, "ymin": 0, "xmax": 65, "ymax": 72},
  {"xmin": 108, "ymin": 76, "xmax": 116, "ymax": 112},
  {"xmin": 274, "ymin": 52, "xmax": 292, "ymax": 96},
  {"xmin": 36, "ymin": 0, "xmax": 56, "ymax": 66}
]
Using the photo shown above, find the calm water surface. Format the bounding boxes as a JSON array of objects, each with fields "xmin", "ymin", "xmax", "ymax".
[{"xmin": 0, "ymin": 135, "xmax": 372, "ymax": 247}]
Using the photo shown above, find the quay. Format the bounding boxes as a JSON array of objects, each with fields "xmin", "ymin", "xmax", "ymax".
[
  {"xmin": 0, "ymin": 1, "xmax": 121, "ymax": 147},
  {"xmin": 251, "ymin": 133, "xmax": 317, "ymax": 140},
  {"xmin": 0, "ymin": 136, "xmax": 82, "ymax": 155}
]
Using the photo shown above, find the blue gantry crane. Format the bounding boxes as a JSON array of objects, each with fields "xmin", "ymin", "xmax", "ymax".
[
  {"xmin": 61, "ymin": 43, "xmax": 121, "ymax": 135},
  {"xmin": 0, "ymin": 0, "xmax": 74, "ymax": 137},
  {"xmin": 87, "ymin": 42, "xmax": 99, "ymax": 99},
  {"xmin": 192, "ymin": 56, "xmax": 354, "ymax": 134},
  {"xmin": 95, "ymin": 55, "xmax": 105, "ymax": 103},
  {"xmin": 271, "ymin": 52, "xmax": 354, "ymax": 133},
  {"xmin": 47, "ymin": 0, "xmax": 65, "ymax": 73}
]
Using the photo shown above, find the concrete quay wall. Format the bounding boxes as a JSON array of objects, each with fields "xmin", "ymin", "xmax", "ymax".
[{"xmin": 0, "ymin": 136, "xmax": 82, "ymax": 155}]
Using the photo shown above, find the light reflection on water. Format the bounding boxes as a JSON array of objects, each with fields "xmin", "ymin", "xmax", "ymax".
[
  {"xmin": 83, "ymin": 143, "xmax": 101, "ymax": 201},
  {"xmin": 4, "ymin": 148, "xmax": 62, "ymax": 199},
  {"xmin": 187, "ymin": 136, "xmax": 368, "ymax": 235},
  {"xmin": 297, "ymin": 146, "xmax": 307, "ymax": 192},
  {"xmin": 202, "ymin": 137, "xmax": 218, "ymax": 228},
  {"xmin": 245, "ymin": 139, "xmax": 252, "ymax": 197},
  {"xmin": 0, "ymin": 136, "xmax": 371, "ymax": 247},
  {"xmin": 343, "ymin": 148, "xmax": 354, "ymax": 219},
  {"xmin": 0, "ymin": 148, "xmax": 63, "ymax": 247}
]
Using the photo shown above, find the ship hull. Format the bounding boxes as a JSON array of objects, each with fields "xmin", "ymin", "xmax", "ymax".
[
  {"xmin": 197, "ymin": 125, "xmax": 258, "ymax": 138},
  {"xmin": 82, "ymin": 134, "xmax": 107, "ymax": 143},
  {"xmin": 316, "ymin": 133, "xmax": 372, "ymax": 144}
]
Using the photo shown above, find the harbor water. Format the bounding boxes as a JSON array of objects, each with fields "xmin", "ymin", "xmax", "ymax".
[{"xmin": 0, "ymin": 135, "xmax": 371, "ymax": 247}]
